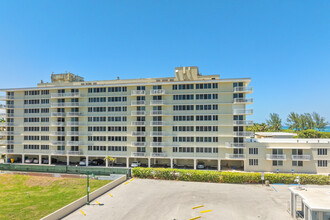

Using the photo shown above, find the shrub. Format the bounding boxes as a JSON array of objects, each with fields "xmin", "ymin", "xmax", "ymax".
[{"xmin": 132, "ymin": 168, "xmax": 330, "ymax": 185}]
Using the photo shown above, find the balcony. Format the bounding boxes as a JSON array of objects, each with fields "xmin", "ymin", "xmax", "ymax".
[
  {"xmin": 0, "ymin": 140, "xmax": 15, "ymax": 145},
  {"xmin": 0, "ymin": 149, "xmax": 14, "ymax": 153},
  {"xmin": 6, "ymin": 113, "xmax": 14, "ymax": 117},
  {"xmin": 131, "ymin": 111, "xmax": 146, "ymax": 116},
  {"xmin": 66, "ymin": 131, "xmax": 81, "ymax": 136},
  {"xmin": 0, "ymin": 104, "xmax": 6, "ymax": 109},
  {"xmin": 51, "ymin": 141, "xmax": 65, "ymax": 146},
  {"xmin": 150, "ymin": 100, "xmax": 166, "ymax": 105},
  {"xmin": 51, "ymin": 92, "xmax": 80, "ymax": 98},
  {"xmin": 67, "ymin": 150, "xmax": 84, "ymax": 155},
  {"xmin": 51, "ymin": 122, "xmax": 66, "ymax": 126},
  {"xmin": 131, "ymin": 121, "xmax": 146, "ymax": 126},
  {"xmin": 0, "ymin": 131, "xmax": 15, "ymax": 136},
  {"xmin": 150, "ymin": 110, "xmax": 165, "ymax": 115},
  {"xmin": 233, "ymin": 98, "xmax": 253, "ymax": 104},
  {"xmin": 51, "ymin": 102, "xmax": 80, "ymax": 107},
  {"xmin": 292, "ymin": 155, "xmax": 311, "ymax": 161},
  {"xmin": 66, "ymin": 122, "xmax": 81, "ymax": 126},
  {"xmin": 50, "ymin": 132, "xmax": 66, "ymax": 136},
  {"xmin": 51, "ymin": 112, "xmax": 66, "ymax": 117},
  {"xmin": 233, "ymin": 120, "xmax": 254, "ymax": 126},
  {"xmin": 225, "ymin": 153, "xmax": 246, "ymax": 159},
  {"xmin": 233, "ymin": 109, "xmax": 253, "ymax": 115},
  {"xmin": 233, "ymin": 131, "xmax": 254, "ymax": 137},
  {"xmin": 225, "ymin": 142, "xmax": 246, "ymax": 148},
  {"xmin": 51, "ymin": 150, "xmax": 66, "ymax": 155},
  {"xmin": 0, "ymin": 96, "xmax": 14, "ymax": 100},
  {"xmin": 131, "ymin": 100, "xmax": 146, "ymax": 106},
  {"xmin": 266, "ymin": 154, "xmax": 287, "ymax": 160},
  {"xmin": 67, "ymin": 141, "xmax": 82, "ymax": 146},
  {"xmin": 131, "ymin": 142, "xmax": 146, "ymax": 147},
  {"xmin": 131, "ymin": 131, "xmax": 146, "ymax": 136},
  {"xmin": 150, "ymin": 89, "xmax": 165, "ymax": 95},
  {"xmin": 150, "ymin": 121, "xmax": 166, "ymax": 126},
  {"xmin": 150, "ymin": 131, "xmax": 166, "ymax": 137},
  {"xmin": 131, "ymin": 152, "xmax": 146, "ymax": 157},
  {"xmin": 67, "ymin": 112, "xmax": 82, "ymax": 117},
  {"xmin": 233, "ymin": 87, "xmax": 253, "ymax": 93},
  {"xmin": 150, "ymin": 152, "xmax": 167, "ymax": 157},
  {"xmin": 150, "ymin": 142, "xmax": 167, "ymax": 147},
  {"xmin": 131, "ymin": 90, "xmax": 146, "ymax": 96}
]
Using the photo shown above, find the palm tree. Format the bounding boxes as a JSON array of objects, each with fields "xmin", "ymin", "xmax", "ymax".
[
  {"xmin": 304, "ymin": 113, "xmax": 315, "ymax": 130},
  {"xmin": 266, "ymin": 113, "xmax": 282, "ymax": 131},
  {"xmin": 105, "ymin": 156, "xmax": 116, "ymax": 167},
  {"xmin": 286, "ymin": 112, "xmax": 301, "ymax": 131},
  {"xmin": 312, "ymin": 112, "xmax": 328, "ymax": 131}
]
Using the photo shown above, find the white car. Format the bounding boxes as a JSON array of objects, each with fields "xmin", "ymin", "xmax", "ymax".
[
  {"xmin": 25, "ymin": 158, "xmax": 33, "ymax": 163},
  {"xmin": 197, "ymin": 162, "xmax": 205, "ymax": 169},
  {"xmin": 32, "ymin": 159, "xmax": 39, "ymax": 164},
  {"xmin": 79, "ymin": 159, "xmax": 91, "ymax": 166},
  {"xmin": 131, "ymin": 161, "xmax": 141, "ymax": 168}
]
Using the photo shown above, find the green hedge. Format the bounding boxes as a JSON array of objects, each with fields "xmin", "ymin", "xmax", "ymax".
[{"xmin": 132, "ymin": 167, "xmax": 330, "ymax": 185}]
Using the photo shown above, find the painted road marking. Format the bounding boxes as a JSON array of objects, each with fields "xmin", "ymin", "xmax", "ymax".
[
  {"xmin": 124, "ymin": 182, "xmax": 129, "ymax": 185},
  {"xmin": 200, "ymin": 209, "xmax": 212, "ymax": 213},
  {"xmin": 130, "ymin": 178, "xmax": 134, "ymax": 182},
  {"xmin": 95, "ymin": 200, "xmax": 101, "ymax": 205},
  {"xmin": 80, "ymin": 210, "xmax": 86, "ymax": 216},
  {"xmin": 189, "ymin": 216, "xmax": 201, "ymax": 220},
  {"xmin": 108, "ymin": 193, "xmax": 113, "ymax": 197},
  {"xmin": 192, "ymin": 205, "xmax": 204, "ymax": 209},
  {"xmin": 271, "ymin": 185, "xmax": 278, "ymax": 192}
]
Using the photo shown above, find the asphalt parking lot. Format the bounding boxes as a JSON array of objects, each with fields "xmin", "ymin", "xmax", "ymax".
[{"xmin": 64, "ymin": 179, "xmax": 294, "ymax": 220}]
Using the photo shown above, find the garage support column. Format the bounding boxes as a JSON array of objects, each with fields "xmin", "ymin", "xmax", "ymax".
[
  {"xmin": 218, "ymin": 159, "xmax": 221, "ymax": 171},
  {"xmin": 5, "ymin": 154, "xmax": 7, "ymax": 163},
  {"xmin": 67, "ymin": 156, "xmax": 69, "ymax": 166},
  {"xmin": 170, "ymin": 158, "xmax": 173, "ymax": 169},
  {"xmin": 105, "ymin": 159, "xmax": 108, "ymax": 167},
  {"xmin": 22, "ymin": 154, "xmax": 25, "ymax": 164},
  {"xmin": 193, "ymin": 159, "xmax": 196, "ymax": 170},
  {"xmin": 126, "ymin": 157, "xmax": 129, "ymax": 168},
  {"xmin": 147, "ymin": 158, "xmax": 151, "ymax": 167},
  {"xmin": 86, "ymin": 156, "xmax": 89, "ymax": 166},
  {"xmin": 39, "ymin": 155, "xmax": 41, "ymax": 164},
  {"xmin": 48, "ymin": 155, "xmax": 51, "ymax": 165}
]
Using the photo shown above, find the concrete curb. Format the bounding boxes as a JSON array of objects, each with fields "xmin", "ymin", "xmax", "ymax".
[{"xmin": 40, "ymin": 175, "xmax": 127, "ymax": 220}]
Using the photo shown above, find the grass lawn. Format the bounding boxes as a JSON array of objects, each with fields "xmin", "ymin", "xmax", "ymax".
[{"xmin": 0, "ymin": 174, "xmax": 110, "ymax": 219}]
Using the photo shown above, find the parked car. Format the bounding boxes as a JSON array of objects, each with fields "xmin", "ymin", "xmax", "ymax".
[
  {"xmin": 25, "ymin": 158, "xmax": 33, "ymax": 163},
  {"xmin": 197, "ymin": 162, "xmax": 205, "ymax": 169},
  {"xmin": 131, "ymin": 161, "xmax": 141, "ymax": 167},
  {"xmin": 42, "ymin": 158, "xmax": 49, "ymax": 164},
  {"xmin": 32, "ymin": 158, "xmax": 39, "ymax": 164},
  {"xmin": 91, "ymin": 159, "xmax": 105, "ymax": 166},
  {"xmin": 79, "ymin": 159, "xmax": 91, "ymax": 166}
]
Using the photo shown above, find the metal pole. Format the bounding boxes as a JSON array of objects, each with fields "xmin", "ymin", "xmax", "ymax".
[{"xmin": 87, "ymin": 172, "xmax": 90, "ymax": 205}]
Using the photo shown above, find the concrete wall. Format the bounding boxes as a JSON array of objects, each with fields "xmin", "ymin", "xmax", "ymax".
[{"xmin": 40, "ymin": 175, "xmax": 126, "ymax": 220}]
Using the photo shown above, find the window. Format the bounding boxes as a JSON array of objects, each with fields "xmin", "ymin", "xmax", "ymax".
[
  {"xmin": 196, "ymin": 147, "xmax": 218, "ymax": 153},
  {"xmin": 173, "ymin": 105, "xmax": 194, "ymax": 111},
  {"xmin": 173, "ymin": 147, "xmax": 194, "ymax": 153},
  {"xmin": 173, "ymin": 116, "xmax": 194, "ymax": 121},
  {"xmin": 173, "ymin": 94, "xmax": 194, "ymax": 100},
  {"xmin": 172, "ymin": 84, "xmax": 194, "ymax": 90},
  {"xmin": 196, "ymin": 115, "xmax": 218, "ymax": 121},
  {"xmin": 292, "ymin": 161, "xmax": 303, "ymax": 167},
  {"xmin": 108, "ymin": 87, "xmax": 127, "ymax": 92},
  {"xmin": 196, "ymin": 104, "xmax": 218, "ymax": 110},
  {"xmin": 88, "ymin": 97, "xmax": 106, "ymax": 102},
  {"xmin": 196, "ymin": 126, "xmax": 218, "ymax": 132},
  {"xmin": 172, "ymin": 137, "xmax": 194, "ymax": 142},
  {"xmin": 108, "ymin": 146, "xmax": 127, "ymax": 151},
  {"xmin": 196, "ymin": 94, "xmax": 218, "ymax": 100},
  {"xmin": 108, "ymin": 97, "xmax": 127, "ymax": 102},
  {"xmin": 249, "ymin": 159, "xmax": 258, "ymax": 166},
  {"xmin": 272, "ymin": 160, "xmax": 283, "ymax": 166},
  {"xmin": 317, "ymin": 148, "xmax": 328, "ymax": 155},
  {"xmin": 88, "ymin": 107, "xmax": 107, "ymax": 112},
  {"xmin": 173, "ymin": 126, "xmax": 194, "ymax": 132},
  {"xmin": 249, "ymin": 148, "xmax": 258, "ymax": 155},
  {"xmin": 196, "ymin": 137, "xmax": 218, "ymax": 142},
  {"xmin": 41, "ymin": 90, "xmax": 49, "ymax": 95},
  {"xmin": 88, "ymin": 88, "xmax": 106, "ymax": 93},
  {"xmin": 41, "ymin": 99, "xmax": 49, "ymax": 104},
  {"xmin": 317, "ymin": 160, "xmax": 328, "ymax": 167}
]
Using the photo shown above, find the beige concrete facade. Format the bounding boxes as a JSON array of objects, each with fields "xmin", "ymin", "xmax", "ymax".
[{"xmin": 0, "ymin": 66, "xmax": 329, "ymax": 174}]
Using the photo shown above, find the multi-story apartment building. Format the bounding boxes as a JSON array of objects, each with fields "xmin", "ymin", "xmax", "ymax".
[{"xmin": 0, "ymin": 66, "xmax": 329, "ymax": 174}]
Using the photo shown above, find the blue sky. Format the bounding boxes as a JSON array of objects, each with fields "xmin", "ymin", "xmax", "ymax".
[{"xmin": 0, "ymin": 0, "xmax": 329, "ymax": 123}]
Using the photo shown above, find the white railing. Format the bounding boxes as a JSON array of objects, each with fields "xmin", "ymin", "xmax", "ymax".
[
  {"xmin": 150, "ymin": 152, "xmax": 167, "ymax": 157},
  {"xmin": 225, "ymin": 142, "xmax": 246, "ymax": 148},
  {"xmin": 233, "ymin": 109, "xmax": 253, "ymax": 114},
  {"xmin": 292, "ymin": 155, "xmax": 311, "ymax": 161},
  {"xmin": 233, "ymin": 87, "xmax": 253, "ymax": 92},
  {"xmin": 150, "ymin": 121, "xmax": 165, "ymax": 126},
  {"xmin": 131, "ymin": 152, "xmax": 146, "ymax": 157},
  {"xmin": 131, "ymin": 111, "xmax": 146, "ymax": 116},
  {"xmin": 67, "ymin": 131, "xmax": 80, "ymax": 136},
  {"xmin": 150, "ymin": 100, "xmax": 166, "ymax": 105},
  {"xmin": 150, "ymin": 89, "xmax": 165, "ymax": 95},
  {"xmin": 131, "ymin": 131, "xmax": 146, "ymax": 136},
  {"xmin": 233, "ymin": 98, "xmax": 253, "ymax": 104},
  {"xmin": 51, "ymin": 141, "xmax": 65, "ymax": 146},
  {"xmin": 233, "ymin": 131, "xmax": 254, "ymax": 137},
  {"xmin": 51, "ymin": 112, "xmax": 66, "ymax": 117},
  {"xmin": 150, "ymin": 131, "xmax": 166, "ymax": 136},
  {"xmin": 51, "ymin": 92, "xmax": 80, "ymax": 98},
  {"xmin": 0, "ymin": 140, "xmax": 15, "ymax": 145},
  {"xmin": 131, "ymin": 100, "xmax": 146, "ymax": 106},
  {"xmin": 51, "ymin": 102, "xmax": 80, "ymax": 107},
  {"xmin": 67, "ymin": 141, "xmax": 82, "ymax": 146},
  {"xmin": 50, "ymin": 132, "xmax": 66, "ymax": 136},
  {"xmin": 51, "ymin": 150, "xmax": 66, "ymax": 155},
  {"xmin": 0, "ymin": 149, "xmax": 14, "ymax": 153},
  {"xmin": 67, "ymin": 112, "xmax": 82, "ymax": 117},
  {"xmin": 67, "ymin": 150, "xmax": 84, "ymax": 155},
  {"xmin": 51, "ymin": 122, "xmax": 66, "ymax": 126},
  {"xmin": 266, "ymin": 154, "xmax": 287, "ymax": 160},
  {"xmin": 0, "ymin": 104, "xmax": 6, "ymax": 108},
  {"xmin": 225, "ymin": 153, "xmax": 246, "ymax": 159},
  {"xmin": 150, "ymin": 142, "xmax": 167, "ymax": 147},
  {"xmin": 150, "ymin": 110, "xmax": 164, "ymax": 115},
  {"xmin": 131, "ymin": 90, "xmax": 146, "ymax": 95},
  {"xmin": 131, "ymin": 142, "xmax": 146, "ymax": 147},
  {"xmin": 233, "ymin": 120, "xmax": 254, "ymax": 126},
  {"xmin": 131, "ymin": 121, "xmax": 146, "ymax": 126}
]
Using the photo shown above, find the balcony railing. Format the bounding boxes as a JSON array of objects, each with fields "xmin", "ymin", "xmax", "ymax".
[
  {"xmin": 0, "ymin": 149, "xmax": 14, "ymax": 153},
  {"xmin": 51, "ymin": 92, "xmax": 80, "ymax": 98},
  {"xmin": 51, "ymin": 102, "xmax": 80, "ymax": 107},
  {"xmin": 50, "ymin": 132, "xmax": 66, "ymax": 136},
  {"xmin": 51, "ymin": 122, "xmax": 66, "ymax": 126},
  {"xmin": 131, "ymin": 90, "xmax": 146, "ymax": 95},
  {"xmin": 51, "ymin": 150, "xmax": 66, "ymax": 155},
  {"xmin": 0, "ymin": 131, "xmax": 16, "ymax": 136},
  {"xmin": 225, "ymin": 154, "xmax": 246, "ymax": 159},
  {"xmin": 131, "ymin": 152, "xmax": 146, "ymax": 157},
  {"xmin": 233, "ymin": 131, "xmax": 254, "ymax": 137},
  {"xmin": 67, "ymin": 141, "xmax": 82, "ymax": 146},
  {"xmin": 131, "ymin": 142, "xmax": 146, "ymax": 147},
  {"xmin": 233, "ymin": 87, "xmax": 253, "ymax": 92},
  {"xmin": 150, "ymin": 142, "xmax": 167, "ymax": 147},
  {"xmin": 150, "ymin": 131, "xmax": 166, "ymax": 137},
  {"xmin": 150, "ymin": 110, "xmax": 165, "ymax": 115},
  {"xmin": 266, "ymin": 154, "xmax": 287, "ymax": 160},
  {"xmin": 233, "ymin": 120, "xmax": 254, "ymax": 126},
  {"xmin": 131, "ymin": 111, "xmax": 146, "ymax": 116},
  {"xmin": 51, "ymin": 141, "xmax": 65, "ymax": 146},
  {"xmin": 292, "ymin": 155, "xmax": 311, "ymax": 161},
  {"xmin": 131, "ymin": 131, "xmax": 146, "ymax": 136},
  {"xmin": 0, "ymin": 140, "xmax": 15, "ymax": 145},
  {"xmin": 131, "ymin": 121, "xmax": 146, "ymax": 126},
  {"xmin": 67, "ymin": 150, "xmax": 84, "ymax": 155},
  {"xmin": 67, "ymin": 112, "xmax": 82, "ymax": 117},
  {"xmin": 150, "ymin": 89, "xmax": 165, "ymax": 95},
  {"xmin": 66, "ymin": 131, "xmax": 80, "ymax": 136},
  {"xmin": 150, "ymin": 100, "xmax": 166, "ymax": 105},
  {"xmin": 150, "ymin": 152, "xmax": 167, "ymax": 157},
  {"xmin": 233, "ymin": 109, "xmax": 253, "ymax": 115},
  {"xmin": 225, "ymin": 142, "xmax": 246, "ymax": 148},
  {"xmin": 233, "ymin": 98, "xmax": 253, "ymax": 104},
  {"xmin": 51, "ymin": 112, "xmax": 66, "ymax": 117},
  {"xmin": 131, "ymin": 100, "xmax": 146, "ymax": 106},
  {"xmin": 150, "ymin": 121, "xmax": 166, "ymax": 126}
]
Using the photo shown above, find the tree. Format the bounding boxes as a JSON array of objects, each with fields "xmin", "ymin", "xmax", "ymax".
[
  {"xmin": 246, "ymin": 123, "xmax": 269, "ymax": 132},
  {"xmin": 286, "ymin": 112, "xmax": 301, "ymax": 131},
  {"xmin": 266, "ymin": 113, "xmax": 282, "ymax": 131},
  {"xmin": 312, "ymin": 112, "xmax": 329, "ymax": 131},
  {"xmin": 304, "ymin": 113, "xmax": 315, "ymax": 130},
  {"xmin": 105, "ymin": 156, "xmax": 116, "ymax": 167}
]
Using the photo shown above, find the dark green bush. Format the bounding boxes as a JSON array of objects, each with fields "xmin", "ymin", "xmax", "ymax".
[{"xmin": 132, "ymin": 168, "xmax": 329, "ymax": 185}]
